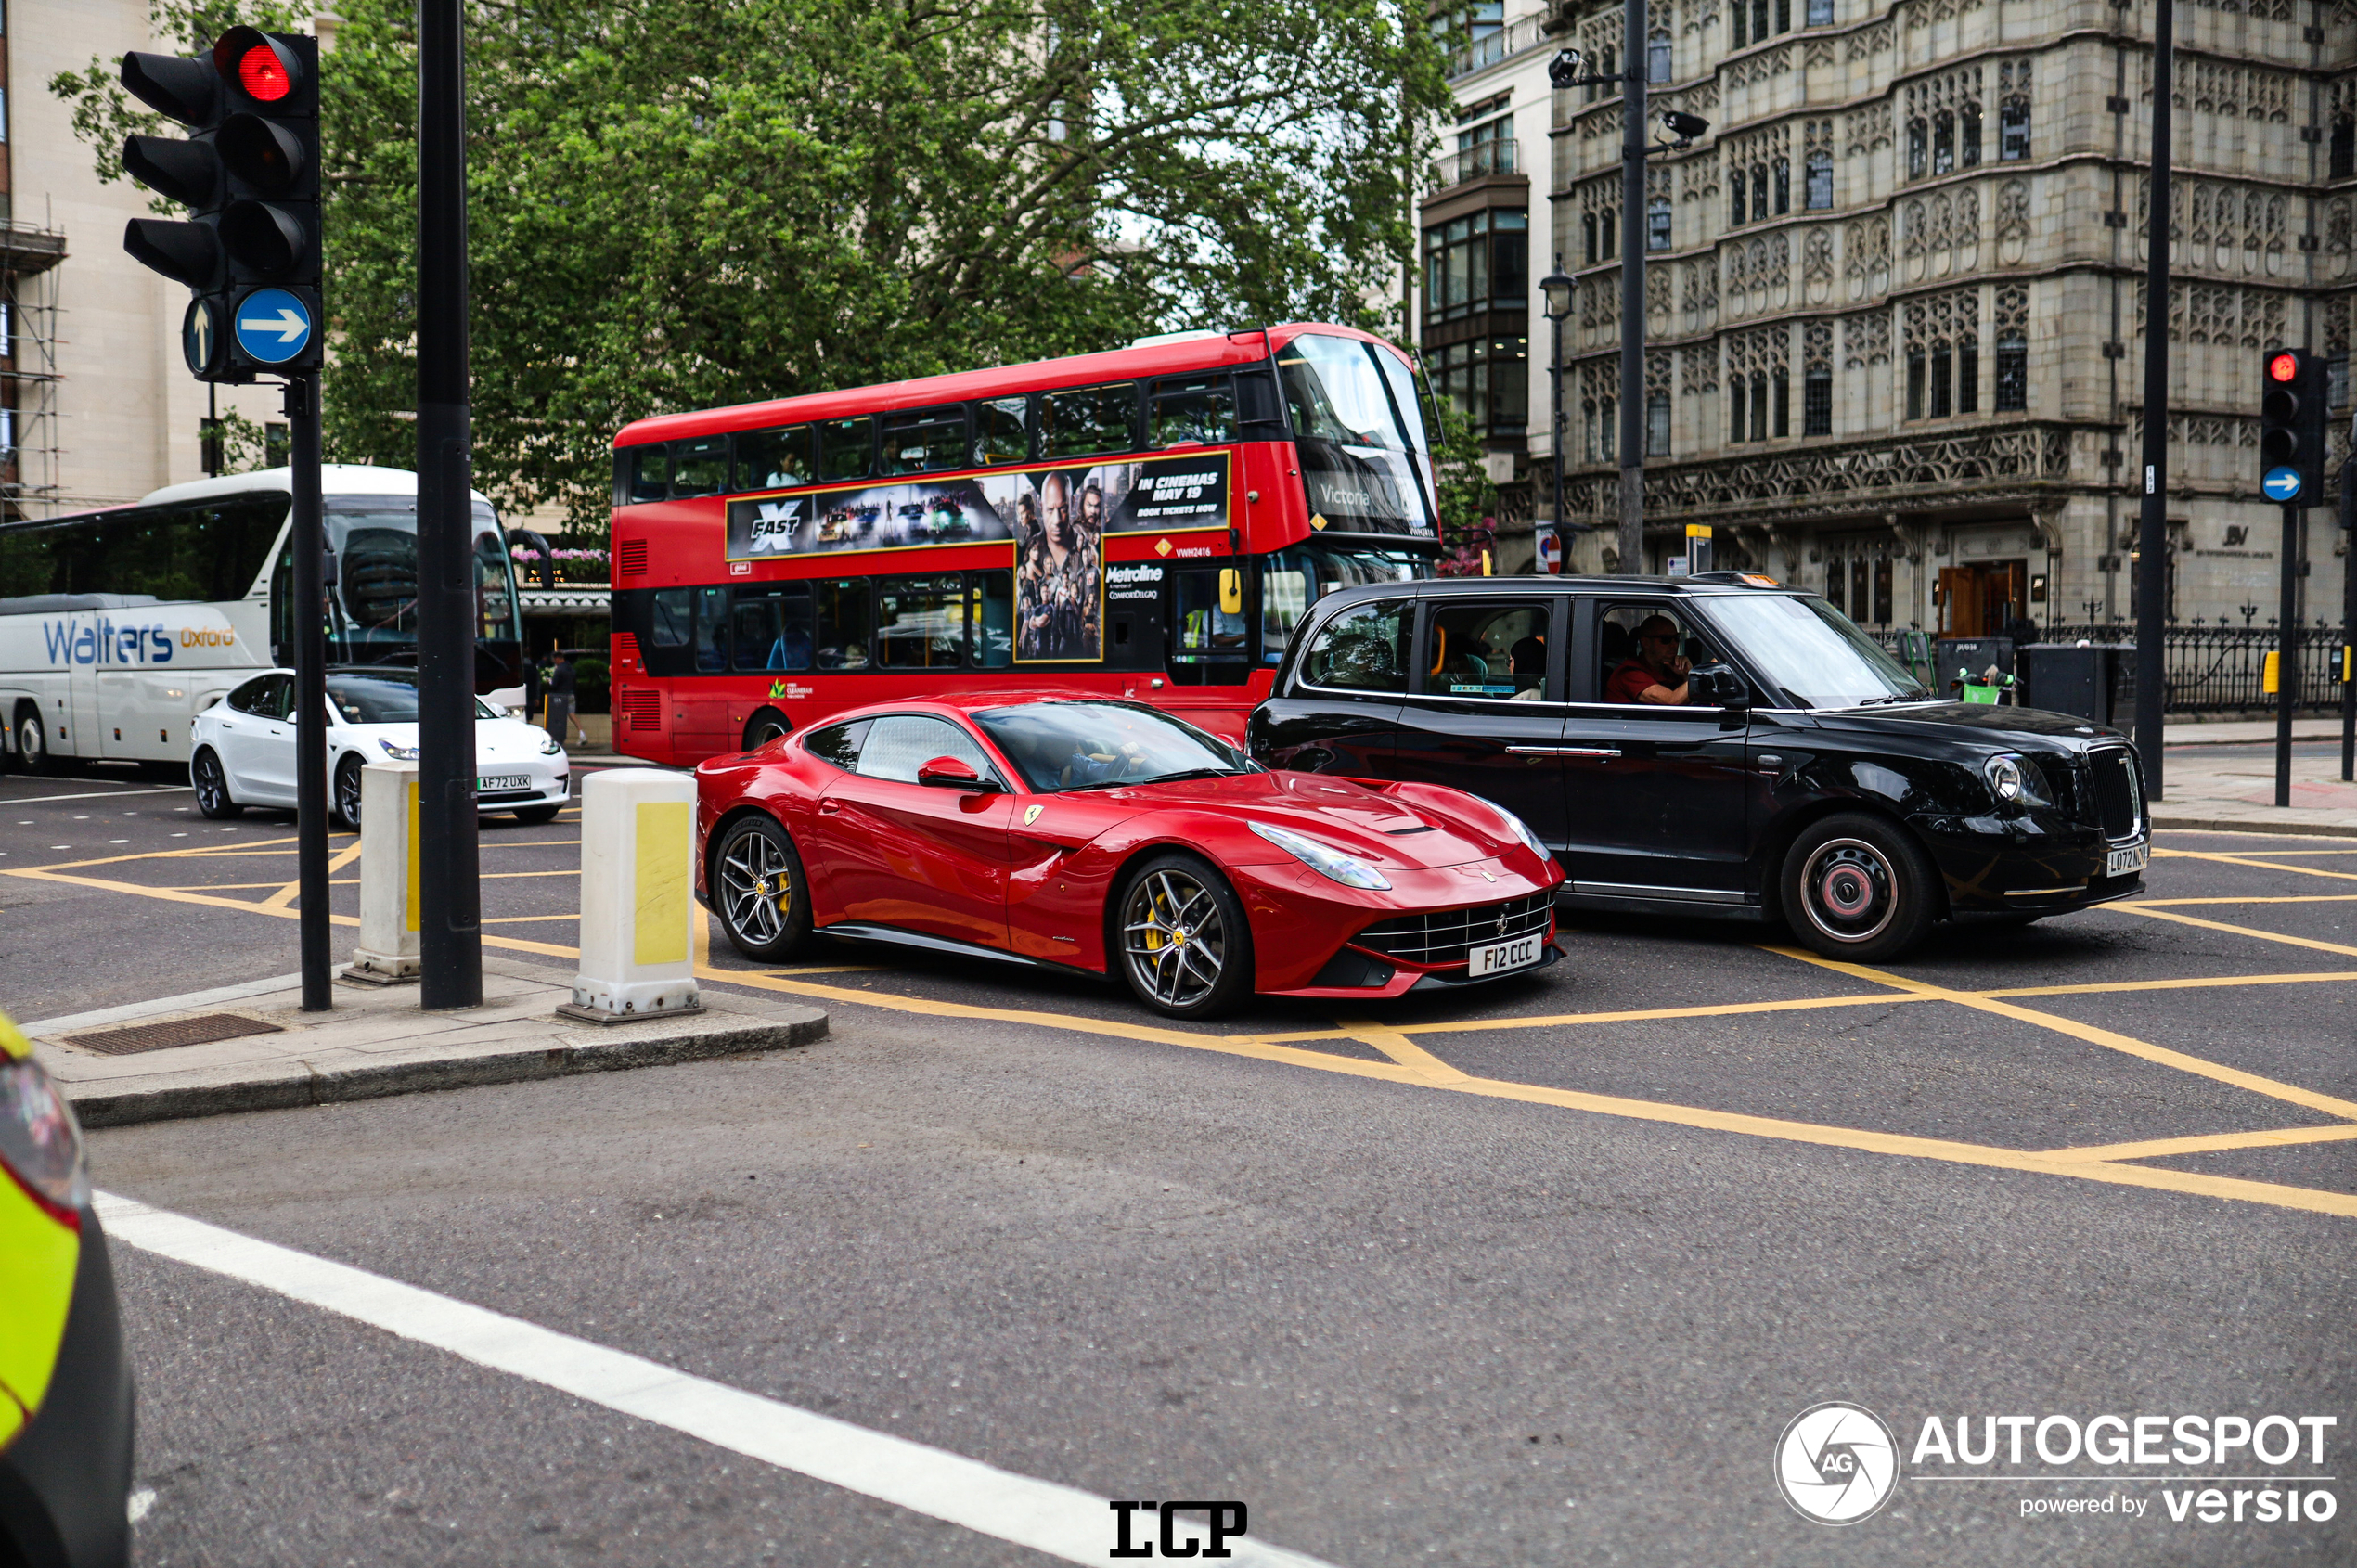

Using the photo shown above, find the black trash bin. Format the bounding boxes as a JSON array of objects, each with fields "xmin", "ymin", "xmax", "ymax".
[
  {"xmin": 1937, "ymin": 636, "xmax": 2015, "ymax": 698},
  {"xmin": 2022, "ymin": 643, "xmax": 2135, "ymax": 726}
]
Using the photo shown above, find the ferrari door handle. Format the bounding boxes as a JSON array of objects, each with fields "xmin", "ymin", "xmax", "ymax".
[{"xmin": 818, "ymin": 800, "xmax": 842, "ymax": 814}]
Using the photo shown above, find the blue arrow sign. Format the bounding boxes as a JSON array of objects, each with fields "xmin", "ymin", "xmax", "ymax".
[
  {"xmin": 2263, "ymin": 465, "xmax": 2305, "ymax": 503},
  {"xmin": 234, "ymin": 288, "xmax": 313, "ymax": 365}
]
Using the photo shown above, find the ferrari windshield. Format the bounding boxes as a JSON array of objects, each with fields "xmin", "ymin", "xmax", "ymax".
[
  {"xmin": 1701, "ymin": 594, "xmax": 1929, "ymax": 708},
  {"xmin": 974, "ymin": 701, "xmax": 1256, "ymax": 793}
]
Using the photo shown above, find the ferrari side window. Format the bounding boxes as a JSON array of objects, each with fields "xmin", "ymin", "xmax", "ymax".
[
  {"xmin": 1298, "ymin": 599, "xmax": 1410, "ymax": 693},
  {"xmin": 856, "ymin": 714, "xmax": 998, "ymax": 785},
  {"xmin": 805, "ymin": 719, "xmax": 870, "ymax": 771}
]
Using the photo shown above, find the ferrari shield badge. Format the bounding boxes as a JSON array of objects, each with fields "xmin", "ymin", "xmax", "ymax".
[{"xmin": 1024, "ymin": 804, "xmax": 1044, "ymax": 826}]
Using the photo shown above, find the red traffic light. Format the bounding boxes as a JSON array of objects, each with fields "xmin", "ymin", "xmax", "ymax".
[
  {"xmin": 2269, "ymin": 351, "xmax": 2299, "ymax": 382},
  {"xmin": 213, "ymin": 28, "xmax": 302, "ymax": 106},
  {"xmin": 238, "ymin": 45, "xmax": 290, "ymax": 99}
]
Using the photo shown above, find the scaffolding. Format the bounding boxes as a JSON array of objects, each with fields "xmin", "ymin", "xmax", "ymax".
[{"xmin": 0, "ymin": 223, "xmax": 67, "ymax": 521}]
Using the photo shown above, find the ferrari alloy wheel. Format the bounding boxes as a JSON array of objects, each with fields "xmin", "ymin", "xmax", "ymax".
[
  {"xmin": 1781, "ymin": 812, "xmax": 1937, "ymax": 963},
  {"xmin": 1117, "ymin": 854, "xmax": 1254, "ymax": 1020},
  {"xmin": 714, "ymin": 814, "xmax": 812, "ymax": 962},
  {"xmin": 192, "ymin": 749, "xmax": 243, "ymax": 819},
  {"xmin": 334, "ymin": 755, "xmax": 365, "ymax": 829}
]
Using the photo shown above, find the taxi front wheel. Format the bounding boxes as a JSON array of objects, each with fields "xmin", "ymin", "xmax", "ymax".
[{"xmin": 1780, "ymin": 813, "xmax": 1938, "ymax": 964}]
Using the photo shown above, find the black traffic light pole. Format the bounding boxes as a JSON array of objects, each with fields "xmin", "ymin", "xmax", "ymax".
[
  {"xmin": 417, "ymin": 0, "xmax": 482, "ymax": 1009},
  {"xmin": 2342, "ymin": 455, "xmax": 2356, "ymax": 783},
  {"xmin": 2278, "ymin": 500, "xmax": 2300, "ymax": 807},
  {"xmin": 289, "ymin": 373, "xmax": 329, "ymax": 1009},
  {"xmin": 2133, "ymin": 0, "xmax": 2174, "ymax": 804}
]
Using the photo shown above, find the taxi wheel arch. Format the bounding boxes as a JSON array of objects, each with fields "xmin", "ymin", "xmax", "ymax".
[
  {"xmin": 709, "ymin": 809, "xmax": 814, "ymax": 961},
  {"xmin": 1758, "ymin": 798, "xmax": 1951, "ymax": 928},
  {"xmin": 1778, "ymin": 809, "xmax": 1942, "ymax": 963}
]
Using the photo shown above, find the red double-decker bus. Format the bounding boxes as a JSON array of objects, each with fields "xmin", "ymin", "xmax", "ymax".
[{"xmin": 605, "ymin": 324, "xmax": 1441, "ymax": 764}]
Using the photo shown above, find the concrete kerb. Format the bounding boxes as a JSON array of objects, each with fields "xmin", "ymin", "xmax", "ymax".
[{"xmin": 27, "ymin": 957, "xmax": 826, "ymax": 1130}]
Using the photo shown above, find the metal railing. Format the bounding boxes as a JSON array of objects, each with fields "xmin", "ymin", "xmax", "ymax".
[
  {"xmin": 1866, "ymin": 623, "xmax": 2351, "ymax": 715},
  {"xmin": 1426, "ymin": 138, "xmax": 1521, "ymax": 192},
  {"xmin": 1447, "ymin": 16, "xmax": 1550, "ymax": 78}
]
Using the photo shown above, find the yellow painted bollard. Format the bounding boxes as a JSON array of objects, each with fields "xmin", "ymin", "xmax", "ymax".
[
  {"xmin": 562, "ymin": 767, "xmax": 701, "ymax": 1022},
  {"xmin": 347, "ymin": 762, "xmax": 421, "ymax": 983},
  {"xmin": 2264, "ymin": 650, "xmax": 2281, "ymax": 695}
]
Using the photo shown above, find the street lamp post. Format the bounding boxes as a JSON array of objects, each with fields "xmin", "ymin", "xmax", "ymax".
[{"xmin": 1541, "ymin": 263, "xmax": 1575, "ymax": 573}]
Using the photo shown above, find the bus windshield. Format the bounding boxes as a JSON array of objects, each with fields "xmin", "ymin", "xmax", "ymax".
[
  {"xmin": 974, "ymin": 701, "xmax": 1256, "ymax": 793},
  {"xmin": 1278, "ymin": 334, "xmax": 1436, "ymax": 537},
  {"xmin": 1258, "ymin": 543, "xmax": 1427, "ymax": 662},
  {"xmin": 1701, "ymin": 594, "xmax": 1930, "ymax": 709}
]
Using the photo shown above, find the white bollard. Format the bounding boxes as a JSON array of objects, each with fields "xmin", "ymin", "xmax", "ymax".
[
  {"xmin": 346, "ymin": 762, "xmax": 421, "ymax": 984},
  {"xmin": 562, "ymin": 767, "xmax": 701, "ymax": 1022}
]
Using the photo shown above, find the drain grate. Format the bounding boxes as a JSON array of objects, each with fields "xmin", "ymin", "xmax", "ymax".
[{"xmin": 63, "ymin": 1012, "xmax": 284, "ymax": 1057}]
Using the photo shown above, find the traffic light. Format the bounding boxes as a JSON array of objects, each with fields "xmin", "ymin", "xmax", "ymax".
[
  {"xmin": 2258, "ymin": 347, "xmax": 2330, "ymax": 507},
  {"xmin": 120, "ymin": 27, "xmax": 320, "ymax": 381}
]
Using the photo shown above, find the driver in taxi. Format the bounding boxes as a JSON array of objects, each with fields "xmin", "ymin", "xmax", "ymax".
[{"xmin": 1605, "ymin": 614, "xmax": 1693, "ymax": 705}]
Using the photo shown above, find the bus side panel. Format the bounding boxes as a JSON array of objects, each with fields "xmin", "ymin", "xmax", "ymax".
[{"xmin": 0, "ymin": 612, "xmax": 73, "ymax": 759}]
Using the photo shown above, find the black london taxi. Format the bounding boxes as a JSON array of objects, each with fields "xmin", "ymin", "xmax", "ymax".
[{"xmin": 1247, "ymin": 572, "xmax": 2149, "ymax": 962}]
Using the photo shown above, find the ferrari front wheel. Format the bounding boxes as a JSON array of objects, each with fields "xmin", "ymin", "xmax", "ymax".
[
  {"xmin": 713, "ymin": 814, "xmax": 812, "ymax": 962},
  {"xmin": 1117, "ymin": 854, "xmax": 1254, "ymax": 1021}
]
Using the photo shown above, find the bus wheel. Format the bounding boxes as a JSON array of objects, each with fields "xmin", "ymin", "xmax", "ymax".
[
  {"xmin": 15, "ymin": 708, "xmax": 71, "ymax": 777},
  {"xmin": 1780, "ymin": 813, "xmax": 1937, "ymax": 964},
  {"xmin": 192, "ymin": 749, "xmax": 244, "ymax": 819},
  {"xmin": 741, "ymin": 708, "xmax": 791, "ymax": 752},
  {"xmin": 713, "ymin": 815, "xmax": 811, "ymax": 962},
  {"xmin": 333, "ymin": 755, "xmax": 365, "ymax": 829}
]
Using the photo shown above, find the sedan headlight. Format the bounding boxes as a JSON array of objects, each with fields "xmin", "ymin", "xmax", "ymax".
[
  {"xmin": 539, "ymin": 734, "xmax": 563, "ymax": 756},
  {"xmin": 0, "ymin": 1053, "xmax": 89, "ymax": 1219},
  {"xmin": 378, "ymin": 739, "xmax": 420, "ymax": 761},
  {"xmin": 1984, "ymin": 752, "xmax": 2051, "ymax": 809},
  {"xmin": 1248, "ymin": 820, "xmax": 1391, "ymax": 891}
]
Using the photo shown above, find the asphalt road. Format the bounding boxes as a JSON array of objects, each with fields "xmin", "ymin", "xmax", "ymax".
[{"xmin": 4, "ymin": 761, "xmax": 2353, "ymax": 1566}]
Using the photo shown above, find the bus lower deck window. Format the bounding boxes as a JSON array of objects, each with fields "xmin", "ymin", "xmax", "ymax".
[
  {"xmin": 876, "ymin": 575, "xmax": 967, "ymax": 668},
  {"xmin": 733, "ymin": 585, "xmax": 813, "ymax": 672},
  {"xmin": 814, "ymin": 579, "xmax": 872, "ymax": 670}
]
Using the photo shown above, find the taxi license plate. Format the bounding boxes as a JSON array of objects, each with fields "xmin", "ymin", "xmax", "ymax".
[
  {"xmin": 479, "ymin": 774, "xmax": 531, "ymax": 792},
  {"xmin": 1469, "ymin": 933, "xmax": 1543, "ymax": 977},
  {"xmin": 2106, "ymin": 840, "xmax": 2150, "ymax": 877}
]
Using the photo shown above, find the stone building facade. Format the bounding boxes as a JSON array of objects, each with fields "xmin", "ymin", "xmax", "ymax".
[{"xmin": 1426, "ymin": 0, "xmax": 2357, "ymax": 635}]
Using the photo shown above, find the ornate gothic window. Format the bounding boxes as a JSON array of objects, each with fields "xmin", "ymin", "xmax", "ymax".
[
  {"xmin": 1647, "ymin": 196, "xmax": 1672, "ymax": 251},
  {"xmin": 1805, "ymin": 149, "xmax": 1834, "ymax": 210},
  {"xmin": 1753, "ymin": 164, "xmax": 1770, "ymax": 222},
  {"xmin": 1731, "ymin": 176, "xmax": 1747, "ymax": 227},
  {"xmin": 1803, "ymin": 322, "xmax": 1833, "ymax": 435},
  {"xmin": 1649, "ymin": 30, "xmax": 1672, "ymax": 84},
  {"xmin": 1994, "ymin": 287, "xmax": 2029, "ymax": 411},
  {"xmin": 1999, "ymin": 60, "xmax": 2032, "ymax": 161},
  {"xmin": 1905, "ymin": 70, "xmax": 1983, "ymax": 183},
  {"xmin": 1904, "ymin": 289, "xmax": 1980, "ymax": 419},
  {"xmin": 1807, "ymin": 0, "xmax": 1833, "ymax": 22},
  {"xmin": 1646, "ymin": 391, "xmax": 1671, "ymax": 456},
  {"xmin": 1774, "ymin": 158, "xmax": 1791, "ymax": 215}
]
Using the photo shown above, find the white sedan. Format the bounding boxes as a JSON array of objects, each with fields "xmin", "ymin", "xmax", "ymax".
[{"xmin": 190, "ymin": 666, "xmax": 570, "ymax": 829}]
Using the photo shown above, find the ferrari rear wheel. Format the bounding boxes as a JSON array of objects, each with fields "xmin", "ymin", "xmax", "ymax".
[
  {"xmin": 714, "ymin": 814, "xmax": 812, "ymax": 962},
  {"xmin": 1117, "ymin": 854, "xmax": 1254, "ymax": 1020}
]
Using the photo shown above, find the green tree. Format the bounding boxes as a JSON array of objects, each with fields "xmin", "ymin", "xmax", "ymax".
[{"xmin": 58, "ymin": 0, "xmax": 1449, "ymax": 533}]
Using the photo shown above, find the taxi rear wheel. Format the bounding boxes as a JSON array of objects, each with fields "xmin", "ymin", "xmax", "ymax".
[
  {"xmin": 1781, "ymin": 813, "xmax": 1937, "ymax": 964},
  {"xmin": 714, "ymin": 815, "xmax": 812, "ymax": 961}
]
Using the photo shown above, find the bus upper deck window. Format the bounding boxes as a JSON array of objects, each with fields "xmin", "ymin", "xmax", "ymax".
[
  {"xmin": 627, "ymin": 443, "xmax": 671, "ymax": 503},
  {"xmin": 672, "ymin": 436, "xmax": 729, "ymax": 497},
  {"xmin": 819, "ymin": 417, "xmax": 874, "ymax": 482},
  {"xmin": 881, "ymin": 405, "xmax": 970, "ymax": 475},
  {"xmin": 735, "ymin": 425, "xmax": 814, "ymax": 492},
  {"xmin": 973, "ymin": 397, "xmax": 1030, "ymax": 465},
  {"xmin": 1148, "ymin": 376, "xmax": 1235, "ymax": 447},
  {"xmin": 1040, "ymin": 382, "xmax": 1137, "ymax": 459}
]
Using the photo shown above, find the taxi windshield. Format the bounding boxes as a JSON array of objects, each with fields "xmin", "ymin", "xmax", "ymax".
[
  {"xmin": 974, "ymin": 701, "xmax": 1256, "ymax": 793},
  {"xmin": 1700, "ymin": 594, "xmax": 1929, "ymax": 709}
]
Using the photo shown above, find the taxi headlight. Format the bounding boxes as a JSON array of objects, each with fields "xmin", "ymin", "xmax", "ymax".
[
  {"xmin": 0, "ymin": 1055, "xmax": 90, "ymax": 1220},
  {"xmin": 1984, "ymin": 752, "xmax": 2051, "ymax": 810},
  {"xmin": 1248, "ymin": 821, "xmax": 1391, "ymax": 891}
]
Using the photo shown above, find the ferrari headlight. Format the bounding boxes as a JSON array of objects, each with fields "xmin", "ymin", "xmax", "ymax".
[
  {"xmin": 1248, "ymin": 820, "xmax": 1391, "ymax": 891},
  {"xmin": 378, "ymin": 738, "xmax": 419, "ymax": 761},
  {"xmin": 1474, "ymin": 796, "xmax": 1551, "ymax": 862},
  {"xmin": 539, "ymin": 734, "xmax": 563, "ymax": 756},
  {"xmin": 0, "ymin": 1053, "xmax": 89, "ymax": 1219}
]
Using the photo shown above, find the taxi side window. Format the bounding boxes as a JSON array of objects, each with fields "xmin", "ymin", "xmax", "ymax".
[
  {"xmin": 1592, "ymin": 603, "xmax": 1719, "ymax": 703},
  {"xmin": 1298, "ymin": 599, "xmax": 1409, "ymax": 693},
  {"xmin": 804, "ymin": 719, "xmax": 870, "ymax": 771},
  {"xmin": 1423, "ymin": 602, "xmax": 1551, "ymax": 700}
]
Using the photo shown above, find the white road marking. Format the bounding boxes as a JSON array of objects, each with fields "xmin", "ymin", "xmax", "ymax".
[
  {"xmin": 95, "ymin": 1193, "xmax": 1340, "ymax": 1568},
  {"xmin": 127, "ymin": 1488, "xmax": 155, "ymax": 1523},
  {"xmin": 2, "ymin": 786, "xmax": 188, "ymax": 804}
]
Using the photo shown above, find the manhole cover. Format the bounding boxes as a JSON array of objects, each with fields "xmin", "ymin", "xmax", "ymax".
[{"xmin": 63, "ymin": 1013, "xmax": 284, "ymax": 1057}]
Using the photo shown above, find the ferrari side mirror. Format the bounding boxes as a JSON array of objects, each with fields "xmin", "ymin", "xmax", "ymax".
[{"xmin": 916, "ymin": 755, "xmax": 995, "ymax": 790}]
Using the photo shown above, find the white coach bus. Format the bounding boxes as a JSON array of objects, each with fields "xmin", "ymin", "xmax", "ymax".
[{"xmin": 0, "ymin": 465, "xmax": 525, "ymax": 772}]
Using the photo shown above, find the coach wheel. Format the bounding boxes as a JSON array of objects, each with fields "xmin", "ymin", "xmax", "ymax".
[
  {"xmin": 714, "ymin": 814, "xmax": 813, "ymax": 962},
  {"xmin": 15, "ymin": 708, "xmax": 70, "ymax": 777},
  {"xmin": 333, "ymin": 755, "xmax": 365, "ymax": 829},
  {"xmin": 1117, "ymin": 854, "xmax": 1255, "ymax": 1021},
  {"xmin": 1781, "ymin": 812, "xmax": 1937, "ymax": 964},
  {"xmin": 742, "ymin": 708, "xmax": 792, "ymax": 751},
  {"xmin": 192, "ymin": 748, "xmax": 244, "ymax": 819}
]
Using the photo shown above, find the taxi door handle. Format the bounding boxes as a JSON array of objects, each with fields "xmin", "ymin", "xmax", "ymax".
[{"xmin": 1510, "ymin": 745, "xmax": 1616, "ymax": 757}]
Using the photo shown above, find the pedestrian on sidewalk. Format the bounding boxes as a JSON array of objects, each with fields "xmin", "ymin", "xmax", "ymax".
[{"xmin": 547, "ymin": 649, "xmax": 580, "ymax": 747}]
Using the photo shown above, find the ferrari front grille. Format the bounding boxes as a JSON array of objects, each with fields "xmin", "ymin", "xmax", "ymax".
[{"xmin": 1353, "ymin": 892, "xmax": 1552, "ymax": 968}]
